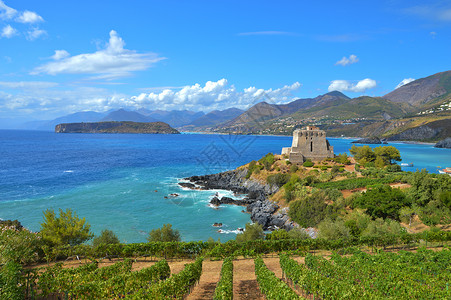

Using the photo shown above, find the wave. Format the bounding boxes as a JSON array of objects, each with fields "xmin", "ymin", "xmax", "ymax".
[
  {"xmin": 217, "ymin": 229, "xmax": 244, "ymax": 234},
  {"xmin": 63, "ymin": 170, "xmax": 74, "ymax": 173}
]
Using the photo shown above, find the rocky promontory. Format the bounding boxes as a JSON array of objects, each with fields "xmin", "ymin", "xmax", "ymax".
[
  {"xmin": 181, "ymin": 169, "xmax": 295, "ymax": 231},
  {"xmin": 55, "ymin": 121, "xmax": 180, "ymax": 134},
  {"xmin": 351, "ymin": 137, "xmax": 385, "ymax": 144},
  {"xmin": 434, "ymin": 137, "xmax": 451, "ymax": 149}
]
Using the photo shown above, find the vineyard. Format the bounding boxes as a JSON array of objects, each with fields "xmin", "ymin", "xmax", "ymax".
[{"xmin": 1, "ymin": 247, "xmax": 450, "ymax": 299}]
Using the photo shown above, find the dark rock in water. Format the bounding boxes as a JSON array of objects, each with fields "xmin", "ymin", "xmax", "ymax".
[
  {"xmin": 210, "ymin": 196, "xmax": 250, "ymax": 206},
  {"xmin": 184, "ymin": 168, "xmax": 294, "ymax": 230},
  {"xmin": 352, "ymin": 137, "xmax": 382, "ymax": 144},
  {"xmin": 434, "ymin": 138, "xmax": 451, "ymax": 149},
  {"xmin": 213, "ymin": 223, "xmax": 223, "ymax": 227}
]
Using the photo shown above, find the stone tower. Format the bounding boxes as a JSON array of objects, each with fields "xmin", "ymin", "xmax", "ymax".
[{"xmin": 281, "ymin": 126, "xmax": 334, "ymax": 162}]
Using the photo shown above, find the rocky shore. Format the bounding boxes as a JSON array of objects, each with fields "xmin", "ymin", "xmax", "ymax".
[{"xmin": 180, "ymin": 168, "xmax": 296, "ymax": 231}]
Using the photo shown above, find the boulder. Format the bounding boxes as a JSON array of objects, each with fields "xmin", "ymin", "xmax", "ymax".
[{"xmin": 434, "ymin": 137, "xmax": 451, "ymax": 149}]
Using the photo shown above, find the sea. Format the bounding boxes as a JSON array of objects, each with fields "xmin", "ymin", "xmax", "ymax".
[{"xmin": 0, "ymin": 130, "xmax": 450, "ymax": 243}]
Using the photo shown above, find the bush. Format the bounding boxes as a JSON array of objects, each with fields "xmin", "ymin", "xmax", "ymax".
[
  {"xmin": 320, "ymin": 166, "xmax": 328, "ymax": 171},
  {"xmin": 148, "ymin": 224, "xmax": 181, "ymax": 242},
  {"xmin": 303, "ymin": 161, "xmax": 314, "ymax": 167},
  {"xmin": 283, "ymin": 175, "xmax": 302, "ymax": 202},
  {"xmin": 40, "ymin": 208, "xmax": 93, "ymax": 247},
  {"xmin": 318, "ymin": 218, "xmax": 350, "ymax": 240},
  {"xmin": 289, "ymin": 165, "xmax": 298, "ymax": 173},
  {"xmin": 267, "ymin": 173, "xmax": 290, "ymax": 187},
  {"xmin": 266, "ymin": 229, "xmax": 290, "ymax": 240},
  {"xmin": 92, "ymin": 229, "xmax": 120, "ymax": 247},
  {"xmin": 246, "ymin": 160, "xmax": 262, "ymax": 179},
  {"xmin": 287, "ymin": 228, "xmax": 311, "ymax": 240},
  {"xmin": 289, "ymin": 191, "xmax": 328, "ymax": 227},
  {"xmin": 334, "ymin": 153, "xmax": 351, "ymax": 165},
  {"xmin": 259, "ymin": 153, "xmax": 275, "ymax": 170},
  {"xmin": 361, "ymin": 218, "xmax": 405, "ymax": 237},
  {"xmin": 0, "ymin": 226, "xmax": 42, "ymax": 265},
  {"xmin": 236, "ymin": 223, "xmax": 264, "ymax": 243}
]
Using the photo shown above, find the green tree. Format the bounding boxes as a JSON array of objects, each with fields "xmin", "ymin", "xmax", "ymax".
[
  {"xmin": 236, "ymin": 223, "xmax": 264, "ymax": 243},
  {"xmin": 350, "ymin": 145, "xmax": 376, "ymax": 164},
  {"xmin": 147, "ymin": 224, "xmax": 181, "ymax": 242},
  {"xmin": 92, "ymin": 229, "xmax": 120, "ymax": 247},
  {"xmin": 40, "ymin": 208, "xmax": 93, "ymax": 246},
  {"xmin": 352, "ymin": 185, "xmax": 410, "ymax": 220},
  {"xmin": 373, "ymin": 146, "xmax": 401, "ymax": 165}
]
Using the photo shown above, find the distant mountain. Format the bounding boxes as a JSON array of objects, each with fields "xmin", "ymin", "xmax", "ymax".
[
  {"xmin": 187, "ymin": 108, "xmax": 244, "ymax": 127},
  {"xmin": 101, "ymin": 109, "xmax": 156, "ymax": 122},
  {"xmin": 136, "ymin": 109, "xmax": 205, "ymax": 127},
  {"xmin": 383, "ymin": 71, "xmax": 451, "ymax": 108},
  {"xmin": 20, "ymin": 111, "xmax": 106, "ymax": 131},
  {"xmin": 219, "ymin": 91, "xmax": 350, "ymax": 132}
]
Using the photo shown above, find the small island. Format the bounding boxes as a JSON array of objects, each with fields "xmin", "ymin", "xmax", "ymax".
[{"xmin": 55, "ymin": 121, "xmax": 180, "ymax": 134}]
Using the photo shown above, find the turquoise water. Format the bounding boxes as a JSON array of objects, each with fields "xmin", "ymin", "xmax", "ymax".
[{"xmin": 0, "ymin": 130, "xmax": 449, "ymax": 242}]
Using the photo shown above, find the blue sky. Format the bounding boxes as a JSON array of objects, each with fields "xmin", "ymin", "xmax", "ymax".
[{"xmin": 1, "ymin": 0, "xmax": 450, "ymax": 122}]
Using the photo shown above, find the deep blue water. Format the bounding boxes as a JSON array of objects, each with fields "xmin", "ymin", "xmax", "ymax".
[{"xmin": 0, "ymin": 130, "xmax": 449, "ymax": 242}]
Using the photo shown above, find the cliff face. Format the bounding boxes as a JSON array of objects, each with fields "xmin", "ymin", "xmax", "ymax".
[{"xmin": 55, "ymin": 121, "xmax": 180, "ymax": 134}]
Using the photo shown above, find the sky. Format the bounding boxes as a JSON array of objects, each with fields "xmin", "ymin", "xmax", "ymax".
[{"xmin": 1, "ymin": 0, "xmax": 451, "ymax": 123}]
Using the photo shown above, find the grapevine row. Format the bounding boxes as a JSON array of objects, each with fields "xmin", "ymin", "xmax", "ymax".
[
  {"xmin": 254, "ymin": 257, "xmax": 300, "ymax": 300},
  {"xmin": 129, "ymin": 256, "xmax": 203, "ymax": 299},
  {"xmin": 213, "ymin": 257, "xmax": 233, "ymax": 300}
]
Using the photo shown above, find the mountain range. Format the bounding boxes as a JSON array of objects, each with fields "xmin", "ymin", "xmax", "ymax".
[{"xmin": 10, "ymin": 70, "xmax": 451, "ymax": 141}]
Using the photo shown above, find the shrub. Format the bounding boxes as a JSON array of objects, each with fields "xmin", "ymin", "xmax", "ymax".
[
  {"xmin": 320, "ymin": 166, "xmax": 328, "ymax": 171},
  {"xmin": 236, "ymin": 223, "xmax": 264, "ymax": 243},
  {"xmin": 259, "ymin": 153, "xmax": 275, "ymax": 170},
  {"xmin": 289, "ymin": 191, "xmax": 328, "ymax": 227},
  {"xmin": 287, "ymin": 228, "xmax": 311, "ymax": 240},
  {"xmin": 318, "ymin": 218, "xmax": 350, "ymax": 240},
  {"xmin": 283, "ymin": 175, "xmax": 302, "ymax": 202},
  {"xmin": 334, "ymin": 153, "xmax": 351, "ymax": 165},
  {"xmin": 246, "ymin": 160, "xmax": 262, "ymax": 179},
  {"xmin": 148, "ymin": 224, "xmax": 181, "ymax": 242},
  {"xmin": 0, "ymin": 226, "xmax": 42, "ymax": 265},
  {"xmin": 303, "ymin": 161, "xmax": 314, "ymax": 167},
  {"xmin": 266, "ymin": 229, "xmax": 290, "ymax": 240},
  {"xmin": 92, "ymin": 229, "xmax": 120, "ymax": 247},
  {"xmin": 289, "ymin": 165, "xmax": 298, "ymax": 173},
  {"xmin": 267, "ymin": 173, "xmax": 290, "ymax": 187}
]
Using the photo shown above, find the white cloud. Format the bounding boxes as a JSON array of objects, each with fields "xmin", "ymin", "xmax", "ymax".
[
  {"xmin": 328, "ymin": 78, "xmax": 376, "ymax": 93},
  {"xmin": 335, "ymin": 54, "xmax": 359, "ymax": 66},
  {"xmin": 26, "ymin": 27, "xmax": 46, "ymax": 40},
  {"xmin": 0, "ymin": 79, "xmax": 302, "ymax": 119},
  {"xmin": 0, "ymin": 1, "xmax": 45, "ymax": 41},
  {"xmin": 32, "ymin": 30, "xmax": 165, "ymax": 79},
  {"xmin": 125, "ymin": 79, "xmax": 301, "ymax": 111},
  {"xmin": 16, "ymin": 10, "xmax": 44, "ymax": 23},
  {"xmin": 0, "ymin": 81, "xmax": 58, "ymax": 89},
  {"xmin": 395, "ymin": 78, "xmax": 415, "ymax": 89},
  {"xmin": 1, "ymin": 24, "xmax": 16, "ymax": 38},
  {"xmin": 51, "ymin": 50, "xmax": 70, "ymax": 60},
  {"xmin": 0, "ymin": 1, "xmax": 17, "ymax": 20}
]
